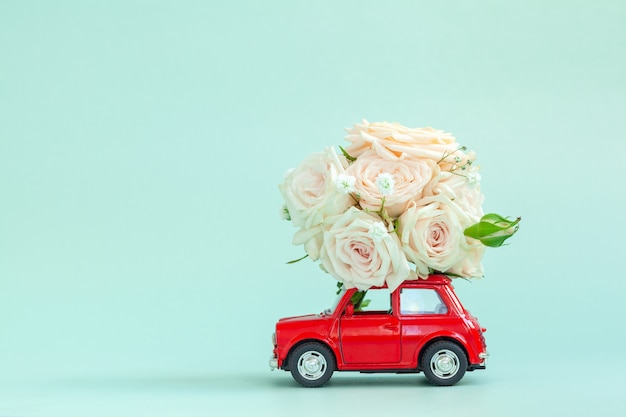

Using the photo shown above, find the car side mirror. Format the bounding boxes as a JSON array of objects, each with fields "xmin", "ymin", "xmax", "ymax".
[{"xmin": 345, "ymin": 303, "xmax": 354, "ymax": 317}]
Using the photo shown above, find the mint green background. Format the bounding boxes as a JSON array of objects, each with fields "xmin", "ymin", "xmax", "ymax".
[{"xmin": 1, "ymin": 1, "xmax": 625, "ymax": 416}]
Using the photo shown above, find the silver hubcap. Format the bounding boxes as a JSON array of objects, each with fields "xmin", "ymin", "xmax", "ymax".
[
  {"xmin": 297, "ymin": 351, "xmax": 327, "ymax": 380},
  {"xmin": 430, "ymin": 349, "xmax": 460, "ymax": 379}
]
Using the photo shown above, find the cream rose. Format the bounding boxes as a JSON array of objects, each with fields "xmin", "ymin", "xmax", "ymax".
[
  {"xmin": 429, "ymin": 168, "xmax": 484, "ymax": 225},
  {"xmin": 398, "ymin": 196, "xmax": 471, "ymax": 278},
  {"xmin": 344, "ymin": 120, "xmax": 458, "ymax": 161},
  {"xmin": 345, "ymin": 150, "xmax": 437, "ymax": 219},
  {"xmin": 319, "ymin": 207, "xmax": 411, "ymax": 292},
  {"xmin": 448, "ymin": 238, "xmax": 485, "ymax": 278},
  {"xmin": 279, "ymin": 147, "xmax": 354, "ymax": 230},
  {"xmin": 292, "ymin": 225, "xmax": 324, "ymax": 260},
  {"xmin": 279, "ymin": 148, "xmax": 355, "ymax": 260}
]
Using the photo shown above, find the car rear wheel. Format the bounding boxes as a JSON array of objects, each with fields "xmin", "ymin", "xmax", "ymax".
[
  {"xmin": 289, "ymin": 342, "xmax": 335, "ymax": 387},
  {"xmin": 421, "ymin": 341, "xmax": 467, "ymax": 386}
]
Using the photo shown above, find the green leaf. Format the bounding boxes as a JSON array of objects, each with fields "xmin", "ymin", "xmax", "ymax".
[
  {"xmin": 350, "ymin": 290, "xmax": 368, "ymax": 310},
  {"xmin": 339, "ymin": 146, "xmax": 357, "ymax": 162},
  {"xmin": 481, "ymin": 213, "xmax": 509, "ymax": 223},
  {"xmin": 286, "ymin": 254, "xmax": 309, "ymax": 264},
  {"xmin": 480, "ymin": 234, "xmax": 514, "ymax": 247},
  {"xmin": 464, "ymin": 213, "xmax": 521, "ymax": 247},
  {"xmin": 482, "ymin": 213, "xmax": 521, "ymax": 228},
  {"xmin": 464, "ymin": 221, "xmax": 506, "ymax": 239}
]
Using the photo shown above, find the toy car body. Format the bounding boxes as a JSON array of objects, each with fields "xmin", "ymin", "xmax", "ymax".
[{"xmin": 269, "ymin": 274, "xmax": 488, "ymax": 387}]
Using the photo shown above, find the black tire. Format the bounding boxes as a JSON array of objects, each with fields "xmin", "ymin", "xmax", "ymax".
[
  {"xmin": 421, "ymin": 341, "xmax": 467, "ymax": 386},
  {"xmin": 288, "ymin": 342, "xmax": 335, "ymax": 387}
]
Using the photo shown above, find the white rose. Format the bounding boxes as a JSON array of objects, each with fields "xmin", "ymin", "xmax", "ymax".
[
  {"xmin": 344, "ymin": 120, "xmax": 458, "ymax": 162},
  {"xmin": 319, "ymin": 207, "xmax": 411, "ymax": 292},
  {"xmin": 345, "ymin": 150, "xmax": 437, "ymax": 219},
  {"xmin": 448, "ymin": 239, "xmax": 485, "ymax": 278},
  {"xmin": 279, "ymin": 148, "xmax": 355, "ymax": 260},
  {"xmin": 398, "ymin": 196, "xmax": 471, "ymax": 278},
  {"xmin": 429, "ymin": 168, "xmax": 484, "ymax": 225},
  {"xmin": 279, "ymin": 147, "xmax": 352, "ymax": 229}
]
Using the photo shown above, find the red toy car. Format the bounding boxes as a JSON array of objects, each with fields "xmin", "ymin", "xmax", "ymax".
[{"xmin": 269, "ymin": 274, "xmax": 488, "ymax": 387}]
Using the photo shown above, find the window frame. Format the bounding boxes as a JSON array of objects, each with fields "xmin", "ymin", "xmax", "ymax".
[{"xmin": 398, "ymin": 287, "xmax": 449, "ymax": 316}]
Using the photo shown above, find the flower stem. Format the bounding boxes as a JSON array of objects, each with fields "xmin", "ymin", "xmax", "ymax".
[{"xmin": 286, "ymin": 254, "xmax": 309, "ymax": 264}]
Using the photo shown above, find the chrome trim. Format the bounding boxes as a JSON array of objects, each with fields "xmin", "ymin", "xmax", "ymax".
[
  {"xmin": 296, "ymin": 350, "xmax": 328, "ymax": 381},
  {"xmin": 429, "ymin": 349, "xmax": 461, "ymax": 379},
  {"xmin": 479, "ymin": 351, "xmax": 489, "ymax": 365},
  {"xmin": 269, "ymin": 356, "xmax": 278, "ymax": 370}
]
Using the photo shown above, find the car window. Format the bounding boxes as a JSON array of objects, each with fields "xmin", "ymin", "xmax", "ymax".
[
  {"xmin": 324, "ymin": 287, "xmax": 347, "ymax": 315},
  {"xmin": 355, "ymin": 288, "xmax": 391, "ymax": 314},
  {"xmin": 399, "ymin": 288, "xmax": 448, "ymax": 315}
]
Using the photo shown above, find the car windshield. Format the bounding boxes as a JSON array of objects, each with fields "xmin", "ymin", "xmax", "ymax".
[{"xmin": 322, "ymin": 287, "xmax": 346, "ymax": 316}]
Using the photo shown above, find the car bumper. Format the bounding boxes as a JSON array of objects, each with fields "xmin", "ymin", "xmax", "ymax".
[
  {"xmin": 269, "ymin": 356, "xmax": 278, "ymax": 371},
  {"xmin": 469, "ymin": 351, "xmax": 489, "ymax": 371}
]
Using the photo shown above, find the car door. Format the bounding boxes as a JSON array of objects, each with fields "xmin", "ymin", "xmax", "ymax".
[
  {"xmin": 398, "ymin": 287, "xmax": 453, "ymax": 359},
  {"xmin": 339, "ymin": 288, "xmax": 402, "ymax": 364}
]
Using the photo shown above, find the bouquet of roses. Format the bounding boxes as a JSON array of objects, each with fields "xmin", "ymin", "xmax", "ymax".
[{"xmin": 279, "ymin": 120, "xmax": 519, "ymax": 292}]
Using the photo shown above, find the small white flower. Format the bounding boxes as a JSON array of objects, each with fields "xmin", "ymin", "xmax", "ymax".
[
  {"xmin": 368, "ymin": 221, "xmax": 388, "ymax": 242},
  {"xmin": 335, "ymin": 174, "xmax": 356, "ymax": 194},
  {"xmin": 466, "ymin": 172, "xmax": 481, "ymax": 187},
  {"xmin": 375, "ymin": 172, "xmax": 395, "ymax": 196},
  {"xmin": 280, "ymin": 205, "xmax": 291, "ymax": 221}
]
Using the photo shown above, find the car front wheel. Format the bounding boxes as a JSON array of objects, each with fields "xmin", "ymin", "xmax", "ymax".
[
  {"xmin": 421, "ymin": 341, "xmax": 467, "ymax": 386},
  {"xmin": 288, "ymin": 342, "xmax": 335, "ymax": 387}
]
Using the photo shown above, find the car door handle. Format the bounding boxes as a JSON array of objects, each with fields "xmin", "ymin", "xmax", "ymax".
[{"xmin": 383, "ymin": 323, "xmax": 399, "ymax": 331}]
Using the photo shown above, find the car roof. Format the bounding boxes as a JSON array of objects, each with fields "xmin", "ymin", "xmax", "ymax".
[
  {"xmin": 365, "ymin": 274, "xmax": 452, "ymax": 291},
  {"xmin": 400, "ymin": 274, "xmax": 451, "ymax": 286}
]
